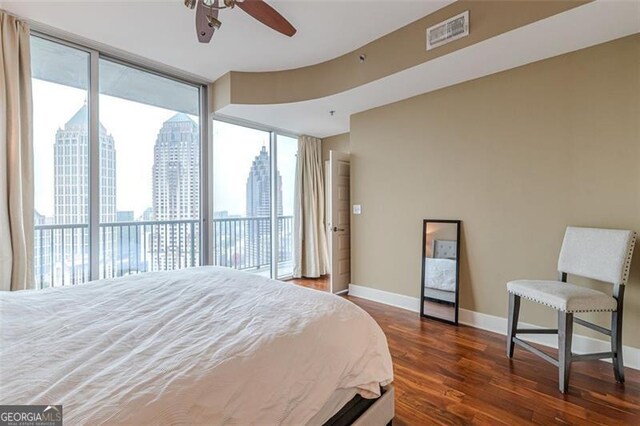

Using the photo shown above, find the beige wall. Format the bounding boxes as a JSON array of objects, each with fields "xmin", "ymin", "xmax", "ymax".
[
  {"xmin": 322, "ymin": 133, "xmax": 350, "ymax": 162},
  {"xmin": 350, "ymin": 34, "xmax": 640, "ymax": 348}
]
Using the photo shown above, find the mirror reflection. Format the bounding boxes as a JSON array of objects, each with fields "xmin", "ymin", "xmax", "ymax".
[{"xmin": 421, "ymin": 220, "xmax": 460, "ymax": 324}]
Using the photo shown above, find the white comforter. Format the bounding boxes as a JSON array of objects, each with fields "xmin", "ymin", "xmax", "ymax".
[
  {"xmin": 424, "ymin": 258, "xmax": 456, "ymax": 291},
  {"xmin": 0, "ymin": 267, "xmax": 393, "ymax": 425}
]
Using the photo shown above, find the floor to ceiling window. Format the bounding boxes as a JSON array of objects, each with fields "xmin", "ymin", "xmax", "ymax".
[
  {"xmin": 31, "ymin": 34, "xmax": 299, "ymax": 286},
  {"xmin": 32, "ymin": 36, "xmax": 90, "ymax": 288},
  {"xmin": 98, "ymin": 59, "xmax": 201, "ymax": 278},
  {"xmin": 212, "ymin": 121, "xmax": 298, "ymax": 279},
  {"xmin": 31, "ymin": 34, "xmax": 203, "ymax": 288}
]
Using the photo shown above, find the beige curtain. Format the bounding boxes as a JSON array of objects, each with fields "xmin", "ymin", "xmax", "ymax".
[
  {"xmin": 0, "ymin": 12, "xmax": 34, "ymax": 291},
  {"xmin": 293, "ymin": 135, "xmax": 329, "ymax": 278}
]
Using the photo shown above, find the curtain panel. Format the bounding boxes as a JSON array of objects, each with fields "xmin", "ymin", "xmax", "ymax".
[
  {"xmin": 0, "ymin": 12, "xmax": 34, "ymax": 291},
  {"xmin": 293, "ymin": 136, "xmax": 329, "ymax": 278}
]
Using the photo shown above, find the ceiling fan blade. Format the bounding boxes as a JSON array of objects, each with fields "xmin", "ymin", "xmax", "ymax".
[
  {"xmin": 236, "ymin": 0, "xmax": 296, "ymax": 37},
  {"xmin": 196, "ymin": 0, "xmax": 218, "ymax": 43}
]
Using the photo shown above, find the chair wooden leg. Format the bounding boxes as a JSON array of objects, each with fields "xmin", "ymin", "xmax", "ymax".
[
  {"xmin": 611, "ymin": 310, "xmax": 625, "ymax": 383},
  {"xmin": 507, "ymin": 293, "xmax": 520, "ymax": 358},
  {"xmin": 558, "ymin": 311, "xmax": 573, "ymax": 393}
]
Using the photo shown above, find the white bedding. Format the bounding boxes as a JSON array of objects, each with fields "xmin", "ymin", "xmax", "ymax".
[
  {"xmin": 424, "ymin": 258, "xmax": 456, "ymax": 292},
  {"xmin": 0, "ymin": 266, "xmax": 393, "ymax": 425}
]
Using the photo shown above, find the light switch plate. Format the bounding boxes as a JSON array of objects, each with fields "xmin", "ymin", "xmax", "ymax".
[{"xmin": 353, "ymin": 204, "xmax": 362, "ymax": 215}]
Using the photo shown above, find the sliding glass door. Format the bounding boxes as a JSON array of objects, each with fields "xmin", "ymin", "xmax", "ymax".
[
  {"xmin": 31, "ymin": 34, "xmax": 203, "ymax": 288},
  {"xmin": 275, "ymin": 135, "xmax": 297, "ymax": 279},
  {"xmin": 212, "ymin": 121, "xmax": 297, "ymax": 279},
  {"xmin": 212, "ymin": 121, "xmax": 272, "ymax": 276}
]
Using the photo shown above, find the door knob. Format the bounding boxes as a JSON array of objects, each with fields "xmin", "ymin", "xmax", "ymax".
[{"xmin": 333, "ymin": 226, "xmax": 345, "ymax": 232}]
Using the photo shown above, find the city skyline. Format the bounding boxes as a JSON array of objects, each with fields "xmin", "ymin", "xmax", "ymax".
[
  {"xmin": 33, "ymin": 79, "xmax": 199, "ymax": 220},
  {"xmin": 35, "ymin": 101, "xmax": 294, "ymax": 224},
  {"xmin": 43, "ymin": 108, "xmax": 205, "ymax": 225},
  {"xmin": 30, "ymin": 43, "xmax": 296, "ymax": 286},
  {"xmin": 34, "ymin": 84, "xmax": 295, "ymax": 222},
  {"xmin": 36, "ymin": 108, "xmax": 204, "ymax": 283},
  {"xmin": 32, "ymin": 78, "xmax": 297, "ymax": 285}
]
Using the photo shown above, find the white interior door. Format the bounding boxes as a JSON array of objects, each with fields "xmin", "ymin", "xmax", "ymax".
[{"xmin": 328, "ymin": 151, "xmax": 350, "ymax": 294}]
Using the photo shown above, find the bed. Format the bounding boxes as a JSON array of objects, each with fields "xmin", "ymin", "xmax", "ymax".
[
  {"xmin": 0, "ymin": 266, "xmax": 394, "ymax": 425},
  {"xmin": 424, "ymin": 240, "xmax": 457, "ymax": 304}
]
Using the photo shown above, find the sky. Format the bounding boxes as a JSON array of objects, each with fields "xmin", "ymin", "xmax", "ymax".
[
  {"xmin": 33, "ymin": 79, "xmax": 86, "ymax": 218},
  {"xmin": 213, "ymin": 121, "xmax": 297, "ymax": 217},
  {"xmin": 33, "ymin": 78, "xmax": 297, "ymax": 220}
]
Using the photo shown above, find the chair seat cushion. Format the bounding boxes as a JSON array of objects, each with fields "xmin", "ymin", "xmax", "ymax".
[{"xmin": 506, "ymin": 280, "xmax": 617, "ymax": 313}]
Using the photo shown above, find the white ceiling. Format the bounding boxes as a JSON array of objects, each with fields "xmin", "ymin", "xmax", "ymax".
[
  {"xmin": 220, "ymin": 0, "xmax": 640, "ymax": 137},
  {"xmin": 3, "ymin": 0, "xmax": 638, "ymax": 137},
  {"xmin": 1, "ymin": 0, "xmax": 454, "ymax": 81}
]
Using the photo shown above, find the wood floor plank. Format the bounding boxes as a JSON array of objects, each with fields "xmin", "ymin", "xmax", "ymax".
[{"xmin": 290, "ymin": 277, "xmax": 640, "ymax": 425}]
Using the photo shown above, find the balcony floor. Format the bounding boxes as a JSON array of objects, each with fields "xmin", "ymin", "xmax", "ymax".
[{"xmin": 248, "ymin": 260, "xmax": 294, "ymax": 280}]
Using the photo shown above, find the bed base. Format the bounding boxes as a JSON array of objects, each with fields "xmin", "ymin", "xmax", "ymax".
[{"xmin": 323, "ymin": 385, "xmax": 394, "ymax": 426}]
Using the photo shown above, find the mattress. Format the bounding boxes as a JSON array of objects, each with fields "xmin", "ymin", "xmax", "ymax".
[
  {"xmin": 0, "ymin": 266, "xmax": 393, "ymax": 425},
  {"xmin": 424, "ymin": 288, "xmax": 456, "ymax": 304}
]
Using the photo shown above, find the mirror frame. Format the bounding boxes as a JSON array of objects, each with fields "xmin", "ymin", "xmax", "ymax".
[{"xmin": 420, "ymin": 219, "xmax": 461, "ymax": 325}]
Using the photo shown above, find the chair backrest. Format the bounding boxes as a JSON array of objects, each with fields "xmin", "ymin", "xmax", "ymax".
[{"xmin": 558, "ymin": 227, "xmax": 636, "ymax": 285}]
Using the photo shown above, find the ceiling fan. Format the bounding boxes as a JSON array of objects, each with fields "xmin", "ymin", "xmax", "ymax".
[{"xmin": 184, "ymin": 0, "xmax": 297, "ymax": 43}]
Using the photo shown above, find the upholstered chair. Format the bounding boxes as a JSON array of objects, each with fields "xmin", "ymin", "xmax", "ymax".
[{"xmin": 506, "ymin": 227, "xmax": 636, "ymax": 393}]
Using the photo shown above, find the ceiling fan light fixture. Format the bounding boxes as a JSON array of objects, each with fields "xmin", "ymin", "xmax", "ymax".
[{"xmin": 207, "ymin": 14, "xmax": 222, "ymax": 29}]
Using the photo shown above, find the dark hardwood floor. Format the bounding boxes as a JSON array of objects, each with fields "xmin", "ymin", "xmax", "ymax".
[
  {"xmin": 289, "ymin": 275, "xmax": 330, "ymax": 291},
  {"xmin": 290, "ymin": 277, "xmax": 640, "ymax": 425}
]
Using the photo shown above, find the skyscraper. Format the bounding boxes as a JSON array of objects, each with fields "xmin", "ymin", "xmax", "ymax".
[
  {"xmin": 152, "ymin": 113, "xmax": 200, "ymax": 270},
  {"xmin": 245, "ymin": 146, "xmax": 282, "ymax": 268},
  {"xmin": 54, "ymin": 104, "xmax": 116, "ymax": 224},
  {"xmin": 246, "ymin": 146, "xmax": 283, "ymax": 218},
  {"xmin": 54, "ymin": 104, "xmax": 116, "ymax": 284}
]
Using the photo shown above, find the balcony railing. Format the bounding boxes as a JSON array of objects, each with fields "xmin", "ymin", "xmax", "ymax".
[
  {"xmin": 212, "ymin": 216, "xmax": 293, "ymax": 271},
  {"xmin": 34, "ymin": 216, "xmax": 293, "ymax": 289}
]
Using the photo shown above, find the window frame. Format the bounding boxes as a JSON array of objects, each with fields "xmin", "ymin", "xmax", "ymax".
[
  {"xmin": 31, "ymin": 27, "xmax": 303, "ymax": 284},
  {"xmin": 211, "ymin": 116, "xmax": 299, "ymax": 280},
  {"xmin": 31, "ymin": 30, "xmax": 208, "ymax": 283}
]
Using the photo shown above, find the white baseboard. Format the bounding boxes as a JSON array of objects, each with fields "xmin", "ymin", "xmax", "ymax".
[
  {"xmin": 349, "ymin": 284, "xmax": 421, "ymax": 312},
  {"xmin": 348, "ymin": 283, "xmax": 640, "ymax": 371}
]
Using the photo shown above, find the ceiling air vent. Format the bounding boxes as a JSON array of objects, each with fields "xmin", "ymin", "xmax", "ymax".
[{"xmin": 426, "ymin": 11, "xmax": 469, "ymax": 51}]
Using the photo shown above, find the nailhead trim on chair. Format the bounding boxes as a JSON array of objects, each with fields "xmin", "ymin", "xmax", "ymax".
[
  {"xmin": 506, "ymin": 290, "xmax": 617, "ymax": 313},
  {"xmin": 508, "ymin": 230, "xmax": 636, "ymax": 312},
  {"xmin": 621, "ymin": 232, "xmax": 637, "ymax": 286}
]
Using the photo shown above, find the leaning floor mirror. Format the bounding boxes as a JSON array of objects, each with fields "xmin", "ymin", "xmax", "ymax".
[{"xmin": 420, "ymin": 220, "xmax": 461, "ymax": 325}]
